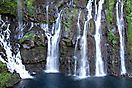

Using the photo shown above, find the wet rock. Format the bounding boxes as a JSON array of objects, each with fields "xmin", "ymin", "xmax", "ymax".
[
  {"xmin": 19, "ymin": 23, "xmax": 46, "ymax": 49},
  {"xmin": 0, "ymin": 0, "xmax": 131, "ymax": 78},
  {"xmin": 62, "ymin": 31, "xmax": 69, "ymax": 39},
  {"xmin": 120, "ymin": 73, "xmax": 129, "ymax": 77},
  {"xmin": 74, "ymin": 0, "xmax": 87, "ymax": 9},
  {"xmin": 25, "ymin": 63, "xmax": 45, "ymax": 74},
  {"xmin": 21, "ymin": 46, "xmax": 46, "ymax": 64},
  {"xmin": 62, "ymin": 39, "xmax": 73, "ymax": 47},
  {"xmin": 22, "ymin": 40, "xmax": 35, "ymax": 49}
]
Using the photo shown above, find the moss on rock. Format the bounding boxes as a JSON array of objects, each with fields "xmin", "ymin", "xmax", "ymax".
[
  {"xmin": 0, "ymin": 62, "xmax": 19, "ymax": 88},
  {"xmin": 0, "ymin": 0, "xmax": 17, "ymax": 16}
]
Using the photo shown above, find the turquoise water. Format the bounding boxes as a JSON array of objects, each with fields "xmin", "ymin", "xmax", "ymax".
[{"xmin": 15, "ymin": 72, "xmax": 132, "ymax": 88}]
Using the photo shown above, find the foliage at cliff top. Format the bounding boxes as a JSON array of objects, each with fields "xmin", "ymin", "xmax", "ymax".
[
  {"xmin": 0, "ymin": 0, "xmax": 35, "ymax": 17},
  {"xmin": 0, "ymin": 0, "xmax": 17, "ymax": 15}
]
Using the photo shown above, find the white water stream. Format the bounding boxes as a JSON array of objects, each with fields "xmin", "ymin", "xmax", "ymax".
[
  {"xmin": 74, "ymin": 0, "xmax": 93, "ymax": 78},
  {"xmin": 116, "ymin": 0, "xmax": 127, "ymax": 75},
  {"xmin": 41, "ymin": 8, "xmax": 62, "ymax": 72},
  {"xmin": 0, "ymin": 16, "xmax": 32, "ymax": 79},
  {"xmin": 94, "ymin": 0, "xmax": 106, "ymax": 77}
]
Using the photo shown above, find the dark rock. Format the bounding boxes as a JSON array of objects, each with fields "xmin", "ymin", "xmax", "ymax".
[
  {"xmin": 25, "ymin": 62, "xmax": 45, "ymax": 74},
  {"xmin": 22, "ymin": 40, "xmax": 35, "ymax": 49},
  {"xmin": 120, "ymin": 73, "xmax": 129, "ymax": 77},
  {"xmin": 62, "ymin": 39, "xmax": 73, "ymax": 47},
  {"xmin": 0, "ymin": 0, "xmax": 131, "ymax": 78},
  {"xmin": 21, "ymin": 46, "xmax": 46, "ymax": 64},
  {"xmin": 6, "ymin": 75, "xmax": 20, "ymax": 88}
]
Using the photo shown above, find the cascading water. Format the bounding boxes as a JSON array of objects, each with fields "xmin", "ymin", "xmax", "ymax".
[
  {"xmin": 116, "ymin": 0, "xmax": 127, "ymax": 75},
  {"xmin": 78, "ymin": 20, "xmax": 89, "ymax": 78},
  {"xmin": 0, "ymin": 16, "xmax": 32, "ymax": 79},
  {"xmin": 0, "ymin": 0, "xmax": 129, "ymax": 80},
  {"xmin": 74, "ymin": 0, "xmax": 93, "ymax": 78},
  {"xmin": 73, "ymin": 10, "xmax": 81, "ymax": 76},
  {"xmin": 41, "ymin": 10, "xmax": 62, "ymax": 73},
  {"xmin": 94, "ymin": 0, "xmax": 106, "ymax": 77}
]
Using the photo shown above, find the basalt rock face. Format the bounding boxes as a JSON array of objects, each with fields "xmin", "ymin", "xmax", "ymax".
[
  {"xmin": 18, "ymin": 23, "xmax": 47, "ymax": 73},
  {"xmin": 0, "ymin": 0, "xmax": 131, "ymax": 77}
]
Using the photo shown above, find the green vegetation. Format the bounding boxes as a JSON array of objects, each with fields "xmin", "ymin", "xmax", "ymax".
[
  {"xmin": 0, "ymin": 61, "xmax": 17, "ymax": 88},
  {"xmin": 125, "ymin": 0, "xmax": 132, "ymax": 55},
  {"xmin": 0, "ymin": 0, "xmax": 17, "ymax": 15},
  {"xmin": 0, "ymin": 0, "xmax": 132, "ymax": 83},
  {"xmin": 106, "ymin": 0, "xmax": 115, "ymax": 26},
  {"xmin": 63, "ymin": 8, "xmax": 78, "ymax": 32},
  {"xmin": 0, "ymin": 72, "xmax": 12, "ymax": 88},
  {"xmin": 107, "ymin": 31, "xmax": 118, "ymax": 47},
  {"xmin": 19, "ymin": 32, "xmax": 35, "ymax": 43},
  {"xmin": 0, "ymin": 0, "xmax": 35, "ymax": 17},
  {"xmin": 106, "ymin": 0, "xmax": 132, "ymax": 57},
  {"xmin": 24, "ymin": 0, "xmax": 35, "ymax": 17},
  {"xmin": 106, "ymin": 0, "xmax": 118, "ymax": 49}
]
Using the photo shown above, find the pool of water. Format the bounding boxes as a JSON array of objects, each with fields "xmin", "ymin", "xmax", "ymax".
[{"xmin": 15, "ymin": 72, "xmax": 132, "ymax": 88}]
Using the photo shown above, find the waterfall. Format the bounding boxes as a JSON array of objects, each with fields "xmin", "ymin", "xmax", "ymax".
[
  {"xmin": 41, "ymin": 10, "xmax": 62, "ymax": 73},
  {"xmin": 94, "ymin": 0, "xmax": 106, "ymax": 77},
  {"xmin": 0, "ymin": 16, "xmax": 32, "ymax": 79},
  {"xmin": 78, "ymin": 20, "xmax": 89, "ymax": 78},
  {"xmin": 73, "ymin": 10, "xmax": 81, "ymax": 76},
  {"xmin": 74, "ymin": 0, "xmax": 93, "ymax": 78},
  {"xmin": 0, "ymin": 0, "xmax": 129, "ymax": 79},
  {"xmin": 116, "ymin": 0, "xmax": 127, "ymax": 75},
  {"xmin": 16, "ymin": 0, "xmax": 24, "ymax": 39}
]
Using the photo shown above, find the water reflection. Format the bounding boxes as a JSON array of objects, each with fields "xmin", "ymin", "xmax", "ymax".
[
  {"xmin": 15, "ymin": 73, "xmax": 132, "ymax": 88},
  {"xmin": 120, "ymin": 78, "xmax": 126, "ymax": 88}
]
